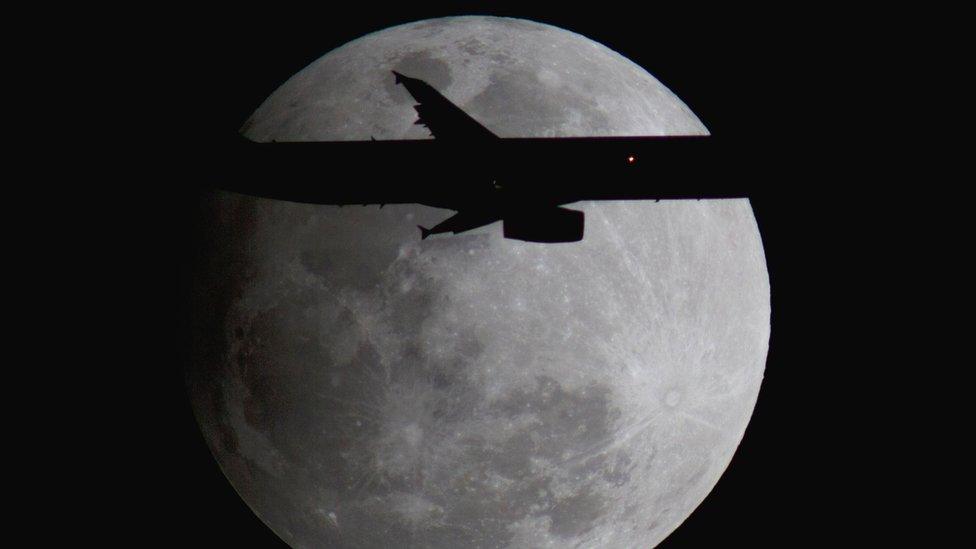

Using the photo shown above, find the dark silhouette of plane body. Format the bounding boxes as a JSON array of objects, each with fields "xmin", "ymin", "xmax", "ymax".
[{"xmin": 223, "ymin": 72, "xmax": 745, "ymax": 242}]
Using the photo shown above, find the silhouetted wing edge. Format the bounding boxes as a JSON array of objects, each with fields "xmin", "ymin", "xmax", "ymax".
[{"xmin": 392, "ymin": 71, "xmax": 499, "ymax": 142}]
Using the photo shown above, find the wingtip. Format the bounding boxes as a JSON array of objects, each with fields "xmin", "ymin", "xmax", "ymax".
[
  {"xmin": 392, "ymin": 70, "xmax": 404, "ymax": 84},
  {"xmin": 418, "ymin": 225, "xmax": 431, "ymax": 240}
]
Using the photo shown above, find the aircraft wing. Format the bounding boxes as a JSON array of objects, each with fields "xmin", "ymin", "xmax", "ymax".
[{"xmin": 392, "ymin": 71, "xmax": 499, "ymax": 142}]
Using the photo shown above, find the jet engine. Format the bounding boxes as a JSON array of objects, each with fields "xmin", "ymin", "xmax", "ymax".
[{"xmin": 503, "ymin": 207, "xmax": 584, "ymax": 243}]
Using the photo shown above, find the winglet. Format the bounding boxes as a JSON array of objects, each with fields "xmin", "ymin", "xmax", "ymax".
[
  {"xmin": 392, "ymin": 70, "xmax": 405, "ymax": 85},
  {"xmin": 418, "ymin": 225, "xmax": 431, "ymax": 240}
]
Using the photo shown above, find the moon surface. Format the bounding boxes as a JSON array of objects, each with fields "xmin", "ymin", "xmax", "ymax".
[{"xmin": 189, "ymin": 16, "xmax": 770, "ymax": 548}]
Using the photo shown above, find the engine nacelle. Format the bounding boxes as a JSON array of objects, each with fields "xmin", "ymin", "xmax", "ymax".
[{"xmin": 503, "ymin": 207, "xmax": 584, "ymax": 243}]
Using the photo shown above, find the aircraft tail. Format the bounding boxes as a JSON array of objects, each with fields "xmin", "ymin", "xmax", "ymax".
[{"xmin": 418, "ymin": 225, "xmax": 431, "ymax": 240}]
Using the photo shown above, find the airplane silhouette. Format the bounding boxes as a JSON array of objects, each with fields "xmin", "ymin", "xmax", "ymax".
[{"xmin": 223, "ymin": 71, "xmax": 746, "ymax": 242}]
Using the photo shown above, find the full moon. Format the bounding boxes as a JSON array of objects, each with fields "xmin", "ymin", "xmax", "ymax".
[{"xmin": 189, "ymin": 16, "xmax": 770, "ymax": 549}]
